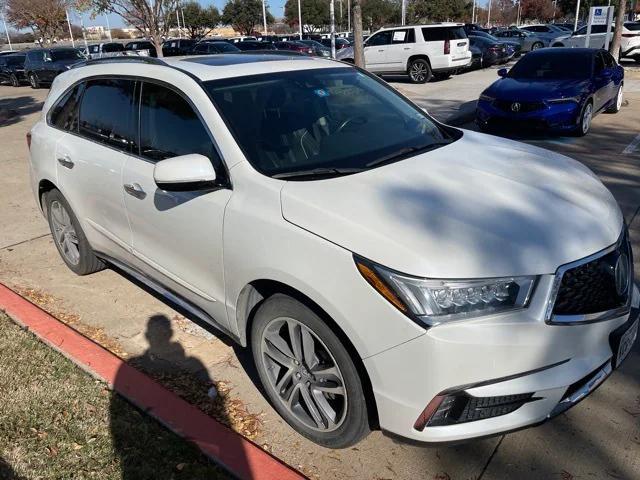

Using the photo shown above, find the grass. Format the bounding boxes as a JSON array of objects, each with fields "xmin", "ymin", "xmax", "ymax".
[{"xmin": 0, "ymin": 312, "xmax": 227, "ymax": 480}]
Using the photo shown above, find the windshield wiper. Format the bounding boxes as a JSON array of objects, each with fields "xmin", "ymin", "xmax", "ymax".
[
  {"xmin": 272, "ymin": 167, "xmax": 364, "ymax": 180},
  {"xmin": 365, "ymin": 141, "xmax": 452, "ymax": 168}
]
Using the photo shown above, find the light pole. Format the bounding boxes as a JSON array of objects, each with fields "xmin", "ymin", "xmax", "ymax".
[
  {"xmin": 262, "ymin": 0, "xmax": 267, "ymax": 35},
  {"xmin": 487, "ymin": 0, "xmax": 492, "ymax": 27},
  {"xmin": 330, "ymin": 0, "xmax": 336, "ymax": 58},
  {"xmin": 1, "ymin": 13, "xmax": 12, "ymax": 51},
  {"xmin": 182, "ymin": 8, "xmax": 187, "ymax": 37},
  {"xmin": 348, "ymin": 0, "xmax": 351, "ymax": 32},
  {"xmin": 574, "ymin": 0, "xmax": 581, "ymax": 32},
  {"xmin": 66, "ymin": 10, "xmax": 75, "ymax": 47},
  {"xmin": 472, "ymin": 0, "xmax": 476, "ymax": 24},
  {"xmin": 401, "ymin": 0, "xmax": 406, "ymax": 26},
  {"xmin": 105, "ymin": 14, "xmax": 112, "ymax": 42},
  {"xmin": 517, "ymin": 0, "xmax": 522, "ymax": 26},
  {"xmin": 298, "ymin": 0, "xmax": 302, "ymax": 39}
]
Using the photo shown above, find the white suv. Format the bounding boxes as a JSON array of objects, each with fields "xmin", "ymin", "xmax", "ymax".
[
  {"xmin": 29, "ymin": 54, "xmax": 638, "ymax": 448},
  {"xmin": 338, "ymin": 23, "xmax": 471, "ymax": 83},
  {"xmin": 551, "ymin": 23, "xmax": 640, "ymax": 61}
]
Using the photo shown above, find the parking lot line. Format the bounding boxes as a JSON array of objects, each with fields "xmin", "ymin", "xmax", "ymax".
[
  {"xmin": 0, "ymin": 282, "xmax": 306, "ymax": 480},
  {"xmin": 622, "ymin": 133, "xmax": 640, "ymax": 155}
]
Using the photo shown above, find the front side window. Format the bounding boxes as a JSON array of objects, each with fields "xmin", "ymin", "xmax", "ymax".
[
  {"xmin": 367, "ymin": 31, "xmax": 392, "ymax": 46},
  {"xmin": 51, "ymin": 49, "xmax": 84, "ymax": 61},
  {"xmin": 508, "ymin": 52, "xmax": 593, "ymax": 79},
  {"xmin": 139, "ymin": 82, "xmax": 220, "ymax": 168},
  {"xmin": 50, "ymin": 84, "xmax": 84, "ymax": 131},
  {"xmin": 78, "ymin": 78, "xmax": 136, "ymax": 150},
  {"xmin": 205, "ymin": 68, "xmax": 456, "ymax": 179}
]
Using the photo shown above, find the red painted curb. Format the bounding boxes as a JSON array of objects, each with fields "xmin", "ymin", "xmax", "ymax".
[{"xmin": 0, "ymin": 282, "xmax": 305, "ymax": 480}]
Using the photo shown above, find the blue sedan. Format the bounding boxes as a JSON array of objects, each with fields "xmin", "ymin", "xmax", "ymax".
[{"xmin": 476, "ymin": 48, "xmax": 624, "ymax": 136}]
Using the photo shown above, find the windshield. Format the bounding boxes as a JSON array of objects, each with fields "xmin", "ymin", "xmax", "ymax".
[
  {"xmin": 50, "ymin": 49, "xmax": 84, "ymax": 61},
  {"xmin": 217, "ymin": 42, "xmax": 240, "ymax": 52},
  {"xmin": 204, "ymin": 68, "xmax": 456, "ymax": 178},
  {"xmin": 508, "ymin": 52, "xmax": 592, "ymax": 80},
  {"xmin": 625, "ymin": 22, "xmax": 640, "ymax": 31}
]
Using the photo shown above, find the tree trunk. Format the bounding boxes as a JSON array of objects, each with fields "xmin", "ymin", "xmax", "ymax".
[
  {"xmin": 152, "ymin": 32, "xmax": 164, "ymax": 58},
  {"xmin": 609, "ymin": 0, "xmax": 626, "ymax": 61},
  {"xmin": 352, "ymin": 0, "xmax": 365, "ymax": 68}
]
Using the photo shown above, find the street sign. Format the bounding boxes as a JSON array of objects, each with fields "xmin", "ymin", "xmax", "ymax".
[
  {"xmin": 591, "ymin": 7, "xmax": 608, "ymax": 26},
  {"xmin": 585, "ymin": 6, "xmax": 614, "ymax": 49}
]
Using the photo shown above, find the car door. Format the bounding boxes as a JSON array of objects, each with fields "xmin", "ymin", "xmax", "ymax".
[
  {"xmin": 592, "ymin": 51, "xmax": 614, "ymax": 111},
  {"xmin": 121, "ymin": 80, "xmax": 232, "ymax": 331},
  {"xmin": 383, "ymin": 29, "xmax": 415, "ymax": 71},
  {"xmin": 364, "ymin": 31, "xmax": 392, "ymax": 71},
  {"xmin": 54, "ymin": 78, "xmax": 135, "ymax": 260}
]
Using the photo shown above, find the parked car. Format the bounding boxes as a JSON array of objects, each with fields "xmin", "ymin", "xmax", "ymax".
[
  {"xmin": 493, "ymin": 28, "xmax": 546, "ymax": 51},
  {"xmin": 162, "ymin": 38, "xmax": 196, "ymax": 56},
  {"xmin": 235, "ymin": 41, "xmax": 276, "ymax": 51},
  {"xmin": 125, "ymin": 40, "xmax": 158, "ymax": 57},
  {"xmin": 520, "ymin": 24, "xmax": 571, "ymax": 43},
  {"xmin": 0, "ymin": 53, "xmax": 26, "ymax": 87},
  {"xmin": 86, "ymin": 42, "xmax": 125, "ymax": 59},
  {"xmin": 337, "ymin": 23, "xmax": 471, "ymax": 83},
  {"xmin": 24, "ymin": 48, "xmax": 84, "ymax": 89},
  {"xmin": 227, "ymin": 36, "xmax": 257, "ymax": 43},
  {"xmin": 551, "ymin": 23, "xmax": 640, "ymax": 63},
  {"xmin": 0, "ymin": 50, "xmax": 17, "ymax": 56},
  {"xmin": 29, "ymin": 53, "xmax": 638, "ymax": 449},
  {"xmin": 320, "ymin": 37, "xmax": 351, "ymax": 50},
  {"xmin": 299, "ymin": 39, "xmax": 331, "ymax": 57},
  {"xmin": 468, "ymin": 36, "xmax": 511, "ymax": 66},
  {"xmin": 466, "ymin": 44, "xmax": 483, "ymax": 70},
  {"xmin": 476, "ymin": 48, "xmax": 624, "ymax": 135},
  {"xmin": 274, "ymin": 41, "xmax": 314, "ymax": 55},
  {"xmin": 192, "ymin": 41, "xmax": 241, "ymax": 55},
  {"xmin": 467, "ymin": 30, "xmax": 522, "ymax": 57}
]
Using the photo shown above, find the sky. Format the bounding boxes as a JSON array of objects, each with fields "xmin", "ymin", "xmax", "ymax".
[{"xmin": 74, "ymin": 0, "xmax": 289, "ymax": 28}]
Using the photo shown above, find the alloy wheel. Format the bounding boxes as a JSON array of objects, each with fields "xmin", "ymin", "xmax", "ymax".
[
  {"xmin": 49, "ymin": 200, "xmax": 80, "ymax": 265},
  {"xmin": 532, "ymin": 42, "xmax": 543, "ymax": 50},
  {"xmin": 260, "ymin": 317, "xmax": 347, "ymax": 432},
  {"xmin": 616, "ymin": 86, "xmax": 623, "ymax": 110},
  {"xmin": 582, "ymin": 103, "xmax": 593, "ymax": 134},
  {"xmin": 410, "ymin": 62, "xmax": 428, "ymax": 83},
  {"xmin": 29, "ymin": 74, "xmax": 36, "ymax": 88},
  {"xmin": 10, "ymin": 75, "xmax": 19, "ymax": 87}
]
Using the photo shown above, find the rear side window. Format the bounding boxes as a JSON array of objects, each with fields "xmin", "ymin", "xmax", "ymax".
[
  {"xmin": 50, "ymin": 84, "xmax": 84, "ymax": 132},
  {"xmin": 139, "ymin": 82, "xmax": 220, "ymax": 167},
  {"xmin": 422, "ymin": 27, "xmax": 467, "ymax": 42},
  {"xmin": 390, "ymin": 29, "xmax": 415, "ymax": 44},
  {"xmin": 103, "ymin": 43, "xmax": 124, "ymax": 53},
  {"xmin": 78, "ymin": 79, "xmax": 136, "ymax": 150}
]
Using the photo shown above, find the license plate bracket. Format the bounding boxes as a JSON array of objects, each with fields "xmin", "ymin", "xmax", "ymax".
[{"xmin": 610, "ymin": 315, "xmax": 638, "ymax": 369}]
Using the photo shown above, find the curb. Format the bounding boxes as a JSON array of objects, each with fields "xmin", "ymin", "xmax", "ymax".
[{"xmin": 0, "ymin": 282, "xmax": 305, "ymax": 480}]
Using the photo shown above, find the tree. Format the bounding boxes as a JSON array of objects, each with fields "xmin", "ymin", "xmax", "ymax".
[
  {"xmin": 408, "ymin": 0, "xmax": 470, "ymax": 23},
  {"xmin": 87, "ymin": 0, "xmax": 179, "ymax": 57},
  {"xmin": 361, "ymin": 0, "xmax": 400, "ymax": 31},
  {"xmin": 284, "ymin": 0, "xmax": 328, "ymax": 33},
  {"xmin": 610, "ymin": 0, "xmax": 626, "ymax": 60},
  {"xmin": 222, "ymin": 0, "xmax": 273, "ymax": 36},
  {"xmin": 169, "ymin": 1, "xmax": 219, "ymax": 40},
  {"xmin": 353, "ymin": 0, "xmax": 364, "ymax": 67},
  {"xmin": 4, "ymin": 0, "xmax": 68, "ymax": 45},
  {"xmin": 520, "ymin": 0, "xmax": 556, "ymax": 22}
]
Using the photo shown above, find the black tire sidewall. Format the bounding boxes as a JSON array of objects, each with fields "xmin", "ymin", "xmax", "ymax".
[
  {"xmin": 45, "ymin": 190, "xmax": 103, "ymax": 275},
  {"xmin": 250, "ymin": 294, "xmax": 370, "ymax": 448},
  {"xmin": 10, "ymin": 74, "xmax": 19, "ymax": 87},
  {"xmin": 29, "ymin": 73, "xmax": 39, "ymax": 89},
  {"xmin": 409, "ymin": 59, "xmax": 431, "ymax": 84}
]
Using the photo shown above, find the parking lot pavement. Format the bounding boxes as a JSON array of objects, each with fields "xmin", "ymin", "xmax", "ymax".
[{"xmin": 1, "ymin": 67, "xmax": 640, "ymax": 479}]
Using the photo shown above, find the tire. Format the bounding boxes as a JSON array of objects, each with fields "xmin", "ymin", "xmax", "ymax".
[
  {"xmin": 28, "ymin": 72, "xmax": 40, "ymax": 89},
  {"xmin": 251, "ymin": 294, "xmax": 370, "ymax": 448},
  {"xmin": 606, "ymin": 84, "xmax": 623, "ymax": 113},
  {"xmin": 44, "ymin": 189, "xmax": 105, "ymax": 275},
  {"xmin": 575, "ymin": 100, "xmax": 593, "ymax": 137},
  {"xmin": 531, "ymin": 42, "xmax": 544, "ymax": 51},
  {"xmin": 408, "ymin": 58, "xmax": 432, "ymax": 84},
  {"xmin": 10, "ymin": 74, "xmax": 20, "ymax": 87}
]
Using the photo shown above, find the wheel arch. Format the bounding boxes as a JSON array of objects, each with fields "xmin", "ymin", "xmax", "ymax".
[
  {"xmin": 406, "ymin": 54, "xmax": 431, "ymax": 71},
  {"xmin": 236, "ymin": 278, "xmax": 380, "ymax": 429},
  {"xmin": 38, "ymin": 178, "xmax": 58, "ymax": 213}
]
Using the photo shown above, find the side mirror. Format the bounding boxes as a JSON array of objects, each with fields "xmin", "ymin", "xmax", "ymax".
[
  {"xmin": 154, "ymin": 154, "xmax": 217, "ymax": 191},
  {"xmin": 497, "ymin": 68, "xmax": 508, "ymax": 78}
]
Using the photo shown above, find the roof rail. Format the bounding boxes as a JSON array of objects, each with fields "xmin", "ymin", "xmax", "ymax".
[{"xmin": 70, "ymin": 55, "xmax": 167, "ymax": 69}]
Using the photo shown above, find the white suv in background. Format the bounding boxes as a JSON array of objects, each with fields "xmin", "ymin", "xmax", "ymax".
[
  {"xmin": 551, "ymin": 23, "xmax": 640, "ymax": 61},
  {"xmin": 338, "ymin": 23, "xmax": 471, "ymax": 83},
  {"xmin": 28, "ymin": 54, "xmax": 638, "ymax": 449}
]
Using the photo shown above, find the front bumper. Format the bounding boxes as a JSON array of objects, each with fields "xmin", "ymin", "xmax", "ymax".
[
  {"xmin": 476, "ymin": 98, "xmax": 581, "ymax": 132},
  {"xmin": 364, "ymin": 278, "xmax": 639, "ymax": 443}
]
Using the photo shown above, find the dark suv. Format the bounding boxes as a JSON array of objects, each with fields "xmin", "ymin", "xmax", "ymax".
[
  {"xmin": 162, "ymin": 39, "xmax": 196, "ymax": 56},
  {"xmin": 24, "ymin": 48, "xmax": 85, "ymax": 89},
  {"xmin": 0, "ymin": 53, "xmax": 26, "ymax": 87},
  {"xmin": 124, "ymin": 41, "xmax": 158, "ymax": 57}
]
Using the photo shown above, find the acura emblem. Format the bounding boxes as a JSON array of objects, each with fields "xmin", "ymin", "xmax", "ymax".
[
  {"xmin": 614, "ymin": 253, "xmax": 630, "ymax": 296},
  {"xmin": 511, "ymin": 102, "xmax": 521, "ymax": 112}
]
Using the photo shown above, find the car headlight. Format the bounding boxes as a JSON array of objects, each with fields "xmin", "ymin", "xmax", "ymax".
[
  {"xmin": 479, "ymin": 93, "xmax": 495, "ymax": 102},
  {"xmin": 546, "ymin": 96, "xmax": 581, "ymax": 104},
  {"xmin": 355, "ymin": 256, "xmax": 537, "ymax": 326}
]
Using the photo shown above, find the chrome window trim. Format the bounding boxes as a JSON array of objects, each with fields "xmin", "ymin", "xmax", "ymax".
[{"xmin": 545, "ymin": 229, "xmax": 632, "ymax": 325}]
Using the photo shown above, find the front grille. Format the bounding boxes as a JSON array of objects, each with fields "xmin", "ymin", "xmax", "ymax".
[
  {"xmin": 552, "ymin": 234, "xmax": 633, "ymax": 316},
  {"xmin": 493, "ymin": 99, "xmax": 546, "ymax": 113}
]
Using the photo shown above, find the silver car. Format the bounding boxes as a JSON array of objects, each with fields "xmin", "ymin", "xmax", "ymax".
[
  {"xmin": 520, "ymin": 24, "xmax": 569, "ymax": 45},
  {"xmin": 494, "ymin": 29, "xmax": 546, "ymax": 51}
]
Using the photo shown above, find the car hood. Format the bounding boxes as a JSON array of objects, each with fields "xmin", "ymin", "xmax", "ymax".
[
  {"xmin": 486, "ymin": 77, "xmax": 589, "ymax": 101},
  {"xmin": 280, "ymin": 130, "xmax": 622, "ymax": 278}
]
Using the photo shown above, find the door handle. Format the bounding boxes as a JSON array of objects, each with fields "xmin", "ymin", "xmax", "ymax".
[
  {"xmin": 378, "ymin": 49, "xmax": 385, "ymax": 52},
  {"xmin": 57, "ymin": 156, "xmax": 74, "ymax": 169},
  {"xmin": 123, "ymin": 183, "xmax": 146, "ymax": 199},
  {"xmin": 403, "ymin": 47, "xmax": 411, "ymax": 50}
]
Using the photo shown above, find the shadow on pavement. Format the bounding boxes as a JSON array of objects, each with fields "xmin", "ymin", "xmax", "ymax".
[
  {"xmin": 0, "ymin": 457, "xmax": 24, "ymax": 480},
  {"xmin": 0, "ymin": 96, "xmax": 44, "ymax": 127}
]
